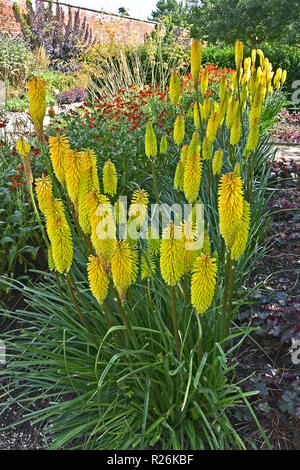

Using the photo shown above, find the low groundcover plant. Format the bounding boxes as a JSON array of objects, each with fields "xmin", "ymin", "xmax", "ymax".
[{"xmin": 0, "ymin": 39, "xmax": 288, "ymax": 450}]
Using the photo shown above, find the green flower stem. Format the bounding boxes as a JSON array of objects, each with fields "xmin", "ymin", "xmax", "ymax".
[
  {"xmin": 221, "ymin": 250, "xmax": 231, "ymax": 342},
  {"xmin": 151, "ymin": 160, "xmax": 160, "ymax": 206},
  {"xmin": 171, "ymin": 285, "xmax": 180, "ymax": 360}
]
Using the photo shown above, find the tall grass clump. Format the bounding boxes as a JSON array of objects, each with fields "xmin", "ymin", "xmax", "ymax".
[{"xmin": 0, "ymin": 40, "xmax": 288, "ymax": 450}]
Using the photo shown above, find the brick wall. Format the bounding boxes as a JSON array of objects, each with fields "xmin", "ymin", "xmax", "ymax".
[
  {"xmin": 0, "ymin": 0, "xmax": 156, "ymax": 44},
  {"xmin": 0, "ymin": 0, "xmax": 26, "ymax": 35}
]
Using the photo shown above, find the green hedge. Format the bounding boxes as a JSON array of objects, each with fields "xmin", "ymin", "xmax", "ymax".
[{"xmin": 202, "ymin": 44, "xmax": 300, "ymax": 101}]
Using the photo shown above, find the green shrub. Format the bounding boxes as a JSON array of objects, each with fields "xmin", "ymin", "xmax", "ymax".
[{"xmin": 0, "ymin": 33, "xmax": 32, "ymax": 89}]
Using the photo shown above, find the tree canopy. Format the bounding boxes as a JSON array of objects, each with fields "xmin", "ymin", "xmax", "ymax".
[
  {"xmin": 187, "ymin": 0, "xmax": 300, "ymax": 45},
  {"xmin": 149, "ymin": 0, "xmax": 188, "ymax": 27}
]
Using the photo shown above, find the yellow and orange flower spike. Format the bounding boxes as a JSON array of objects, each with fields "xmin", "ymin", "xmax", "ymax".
[
  {"xmin": 35, "ymin": 175, "xmax": 53, "ymax": 215},
  {"xmin": 111, "ymin": 240, "xmax": 133, "ymax": 301},
  {"xmin": 184, "ymin": 150, "xmax": 202, "ymax": 203},
  {"xmin": 87, "ymin": 255, "xmax": 108, "ymax": 306},
  {"xmin": 191, "ymin": 253, "xmax": 217, "ymax": 315},
  {"xmin": 81, "ymin": 148, "xmax": 100, "ymax": 192},
  {"xmin": 191, "ymin": 40, "xmax": 202, "ymax": 88},
  {"xmin": 173, "ymin": 114, "xmax": 185, "ymax": 146},
  {"xmin": 44, "ymin": 198, "xmax": 73, "ymax": 273},
  {"xmin": 28, "ymin": 76, "xmax": 46, "ymax": 141},
  {"xmin": 218, "ymin": 172, "xmax": 244, "ymax": 249},
  {"xmin": 49, "ymin": 135, "xmax": 70, "ymax": 186},
  {"xmin": 169, "ymin": 72, "xmax": 181, "ymax": 106},
  {"xmin": 103, "ymin": 159, "xmax": 117, "ymax": 196},
  {"xmin": 145, "ymin": 120, "xmax": 157, "ymax": 158},
  {"xmin": 160, "ymin": 221, "xmax": 184, "ymax": 286}
]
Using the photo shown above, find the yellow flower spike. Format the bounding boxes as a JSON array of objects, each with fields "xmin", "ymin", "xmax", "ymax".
[
  {"xmin": 218, "ymin": 172, "xmax": 244, "ymax": 249},
  {"xmin": 212, "ymin": 149, "xmax": 223, "ymax": 175},
  {"xmin": 200, "ymin": 68, "xmax": 208, "ymax": 97},
  {"xmin": 226, "ymin": 98, "xmax": 239, "ymax": 130},
  {"xmin": 206, "ymin": 111, "xmax": 219, "ymax": 144},
  {"xmin": 188, "ymin": 131, "xmax": 201, "ymax": 157},
  {"xmin": 87, "ymin": 192, "xmax": 117, "ymax": 267},
  {"xmin": 281, "ymin": 70, "xmax": 287, "ymax": 85},
  {"xmin": 27, "ymin": 76, "xmax": 46, "ymax": 141},
  {"xmin": 245, "ymin": 124, "xmax": 260, "ymax": 153},
  {"xmin": 103, "ymin": 159, "xmax": 117, "ymax": 197},
  {"xmin": 173, "ymin": 114, "xmax": 185, "ymax": 146},
  {"xmin": 15, "ymin": 138, "xmax": 33, "ymax": 186},
  {"xmin": 182, "ymin": 221, "xmax": 197, "ymax": 274},
  {"xmin": 193, "ymin": 102, "xmax": 201, "ymax": 129},
  {"xmin": 191, "ymin": 40, "xmax": 202, "ymax": 87},
  {"xmin": 202, "ymin": 136, "xmax": 212, "ymax": 161},
  {"xmin": 145, "ymin": 120, "xmax": 157, "ymax": 158},
  {"xmin": 257, "ymin": 49, "xmax": 264, "ymax": 68},
  {"xmin": 184, "ymin": 151, "xmax": 202, "ymax": 203},
  {"xmin": 251, "ymin": 49, "xmax": 256, "ymax": 68},
  {"xmin": 129, "ymin": 189, "xmax": 149, "ymax": 227},
  {"xmin": 232, "ymin": 70, "xmax": 239, "ymax": 93},
  {"xmin": 65, "ymin": 150, "xmax": 85, "ymax": 209},
  {"xmin": 231, "ymin": 200, "xmax": 250, "ymax": 260},
  {"xmin": 48, "ymin": 135, "xmax": 70, "ymax": 185},
  {"xmin": 87, "ymin": 255, "xmax": 108, "ymax": 306},
  {"xmin": 219, "ymin": 76, "xmax": 227, "ymax": 101},
  {"xmin": 240, "ymin": 83, "xmax": 248, "ymax": 108},
  {"xmin": 78, "ymin": 172, "xmax": 92, "ymax": 234},
  {"xmin": 15, "ymin": 138, "xmax": 30, "ymax": 157},
  {"xmin": 44, "ymin": 198, "xmax": 73, "ymax": 273},
  {"xmin": 203, "ymin": 97, "xmax": 211, "ymax": 121},
  {"xmin": 191, "ymin": 253, "xmax": 217, "ymax": 315},
  {"xmin": 81, "ymin": 148, "xmax": 100, "ymax": 192},
  {"xmin": 160, "ymin": 135, "xmax": 168, "ymax": 154},
  {"xmin": 235, "ymin": 40, "xmax": 243, "ymax": 72},
  {"xmin": 230, "ymin": 116, "xmax": 242, "ymax": 146},
  {"xmin": 169, "ymin": 72, "xmax": 181, "ymax": 106},
  {"xmin": 174, "ymin": 159, "xmax": 184, "ymax": 191},
  {"xmin": 111, "ymin": 240, "xmax": 133, "ymax": 301},
  {"xmin": 180, "ymin": 144, "xmax": 188, "ymax": 165},
  {"xmin": 35, "ymin": 175, "xmax": 53, "ymax": 215},
  {"xmin": 160, "ymin": 221, "xmax": 184, "ymax": 286}
]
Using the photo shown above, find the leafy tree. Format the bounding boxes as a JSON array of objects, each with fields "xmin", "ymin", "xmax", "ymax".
[
  {"xmin": 187, "ymin": 0, "xmax": 300, "ymax": 45},
  {"xmin": 149, "ymin": 0, "xmax": 188, "ymax": 27}
]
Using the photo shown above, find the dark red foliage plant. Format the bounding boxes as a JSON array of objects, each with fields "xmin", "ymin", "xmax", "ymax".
[{"xmin": 13, "ymin": 0, "xmax": 95, "ymax": 71}]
